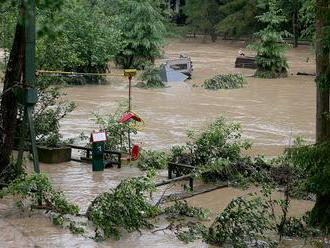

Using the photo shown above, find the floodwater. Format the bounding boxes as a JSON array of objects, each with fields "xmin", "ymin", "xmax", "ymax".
[
  {"xmin": 61, "ymin": 38, "xmax": 316, "ymax": 156},
  {"xmin": 0, "ymin": 38, "xmax": 317, "ymax": 247}
]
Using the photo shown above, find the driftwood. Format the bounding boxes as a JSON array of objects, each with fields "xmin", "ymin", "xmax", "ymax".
[
  {"xmin": 235, "ymin": 56, "xmax": 257, "ymax": 69},
  {"xmin": 297, "ymin": 72, "xmax": 316, "ymax": 76}
]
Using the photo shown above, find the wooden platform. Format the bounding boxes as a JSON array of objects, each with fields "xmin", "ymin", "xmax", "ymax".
[{"xmin": 235, "ymin": 56, "xmax": 257, "ymax": 69}]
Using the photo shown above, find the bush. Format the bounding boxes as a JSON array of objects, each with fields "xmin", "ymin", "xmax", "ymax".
[
  {"xmin": 136, "ymin": 65, "xmax": 165, "ymax": 89},
  {"xmin": 203, "ymin": 74, "xmax": 247, "ymax": 90},
  {"xmin": 32, "ymin": 79, "xmax": 76, "ymax": 147},
  {"xmin": 186, "ymin": 117, "xmax": 251, "ymax": 166},
  {"xmin": 86, "ymin": 171, "xmax": 159, "ymax": 240},
  {"xmin": 93, "ymin": 104, "xmax": 137, "ymax": 153},
  {"xmin": 137, "ymin": 149, "xmax": 169, "ymax": 171}
]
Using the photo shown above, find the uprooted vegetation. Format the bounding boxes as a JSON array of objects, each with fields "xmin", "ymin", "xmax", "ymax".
[
  {"xmin": 86, "ymin": 170, "xmax": 160, "ymax": 240},
  {"xmin": 135, "ymin": 65, "xmax": 166, "ymax": 89},
  {"xmin": 137, "ymin": 149, "xmax": 169, "ymax": 171},
  {"xmin": 0, "ymin": 117, "xmax": 326, "ymax": 246},
  {"xmin": 202, "ymin": 74, "xmax": 247, "ymax": 90}
]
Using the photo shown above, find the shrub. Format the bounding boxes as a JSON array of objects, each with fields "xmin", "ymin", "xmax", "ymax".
[
  {"xmin": 186, "ymin": 117, "xmax": 251, "ymax": 166},
  {"xmin": 32, "ymin": 79, "xmax": 76, "ymax": 147},
  {"xmin": 137, "ymin": 149, "xmax": 169, "ymax": 171},
  {"xmin": 203, "ymin": 74, "xmax": 247, "ymax": 90},
  {"xmin": 93, "ymin": 104, "xmax": 137, "ymax": 153},
  {"xmin": 136, "ymin": 65, "xmax": 165, "ymax": 89}
]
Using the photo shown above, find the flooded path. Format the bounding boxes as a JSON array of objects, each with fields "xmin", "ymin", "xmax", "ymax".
[{"xmin": 0, "ymin": 38, "xmax": 317, "ymax": 247}]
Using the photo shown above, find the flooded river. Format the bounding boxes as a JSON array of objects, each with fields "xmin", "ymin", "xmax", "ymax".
[
  {"xmin": 0, "ymin": 38, "xmax": 317, "ymax": 247},
  {"xmin": 61, "ymin": 38, "xmax": 316, "ymax": 156}
]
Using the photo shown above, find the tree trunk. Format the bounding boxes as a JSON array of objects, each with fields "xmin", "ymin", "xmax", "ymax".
[
  {"xmin": 310, "ymin": 194, "xmax": 330, "ymax": 229},
  {"xmin": 313, "ymin": 0, "xmax": 330, "ymax": 230},
  {"xmin": 0, "ymin": 18, "xmax": 25, "ymax": 181},
  {"xmin": 315, "ymin": 0, "xmax": 330, "ymax": 143}
]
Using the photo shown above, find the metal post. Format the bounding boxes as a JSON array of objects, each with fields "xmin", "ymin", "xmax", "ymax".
[
  {"xmin": 27, "ymin": 106, "xmax": 40, "ymax": 173},
  {"xmin": 128, "ymin": 76, "xmax": 132, "ymax": 112},
  {"xmin": 16, "ymin": 107, "xmax": 28, "ymax": 167},
  {"xmin": 23, "ymin": 0, "xmax": 40, "ymax": 173},
  {"xmin": 128, "ymin": 76, "xmax": 132, "ymax": 159}
]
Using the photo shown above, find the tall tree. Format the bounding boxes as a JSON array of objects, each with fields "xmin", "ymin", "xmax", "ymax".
[
  {"xmin": 216, "ymin": 0, "xmax": 259, "ymax": 38},
  {"xmin": 278, "ymin": 0, "xmax": 302, "ymax": 47},
  {"xmin": 315, "ymin": 0, "xmax": 330, "ymax": 142},
  {"xmin": 184, "ymin": 0, "xmax": 222, "ymax": 41},
  {"xmin": 249, "ymin": 0, "xmax": 289, "ymax": 78},
  {"xmin": 113, "ymin": 0, "xmax": 166, "ymax": 69}
]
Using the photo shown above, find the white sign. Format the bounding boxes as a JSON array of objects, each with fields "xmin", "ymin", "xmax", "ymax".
[{"xmin": 91, "ymin": 132, "xmax": 107, "ymax": 143}]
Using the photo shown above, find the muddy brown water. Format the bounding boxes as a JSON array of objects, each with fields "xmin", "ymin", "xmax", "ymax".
[{"xmin": 0, "ymin": 38, "xmax": 317, "ymax": 247}]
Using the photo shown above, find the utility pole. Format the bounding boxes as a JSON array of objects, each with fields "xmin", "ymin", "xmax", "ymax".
[{"xmin": 17, "ymin": 0, "xmax": 40, "ymax": 173}]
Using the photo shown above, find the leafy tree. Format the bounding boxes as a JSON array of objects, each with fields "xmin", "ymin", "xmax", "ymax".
[
  {"xmin": 36, "ymin": 0, "xmax": 122, "ymax": 84},
  {"xmin": 216, "ymin": 0, "xmax": 260, "ymax": 38},
  {"xmin": 278, "ymin": 0, "xmax": 302, "ymax": 47},
  {"xmin": 184, "ymin": 0, "xmax": 222, "ymax": 42},
  {"xmin": 299, "ymin": 0, "xmax": 316, "ymax": 39},
  {"xmin": 113, "ymin": 0, "xmax": 166, "ymax": 69},
  {"xmin": 249, "ymin": 0, "xmax": 289, "ymax": 78}
]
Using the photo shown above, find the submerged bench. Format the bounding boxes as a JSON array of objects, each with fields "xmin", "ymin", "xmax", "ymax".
[{"xmin": 235, "ymin": 56, "xmax": 257, "ymax": 69}]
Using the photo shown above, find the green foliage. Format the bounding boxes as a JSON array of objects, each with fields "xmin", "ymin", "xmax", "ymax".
[
  {"xmin": 175, "ymin": 222, "xmax": 208, "ymax": 243},
  {"xmin": 136, "ymin": 65, "xmax": 165, "ymax": 88},
  {"xmin": 36, "ymin": 0, "xmax": 122, "ymax": 84},
  {"xmin": 93, "ymin": 104, "xmax": 137, "ymax": 152},
  {"xmin": 137, "ymin": 149, "xmax": 169, "ymax": 171},
  {"xmin": 206, "ymin": 192, "xmax": 276, "ymax": 247},
  {"xmin": 281, "ymin": 215, "xmax": 320, "ymax": 238},
  {"xmin": 299, "ymin": 0, "xmax": 315, "ymax": 39},
  {"xmin": 69, "ymin": 222, "xmax": 85, "ymax": 235},
  {"xmin": 249, "ymin": 0, "xmax": 289, "ymax": 78},
  {"xmin": 113, "ymin": 0, "xmax": 166, "ymax": 69},
  {"xmin": 31, "ymin": 79, "xmax": 76, "ymax": 146},
  {"xmin": 0, "ymin": 173, "xmax": 79, "ymax": 215},
  {"xmin": 217, "ymin": 0, "xmax": 260, "ymax": 38},
  {"xmin": 289, "ymin": 142, "xmax": 330, "ymax": 228},
  {"xmin": 184, "ymin": 0, "xmax": 221, "ymax": 41},
  {"xmin": 186, "ymin": 117, "xmax": 251, "ymax": 166},
  {"xmin": 87, "ymin": 171, "xmax": 159, "ymax": 240},
  {"xmin": 164, "ymin": 200, "xmax": 209, "ymax": 221},
  {"xmin": 203, "ymin": 74, "xmax": 247, "ymax": 90}
]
